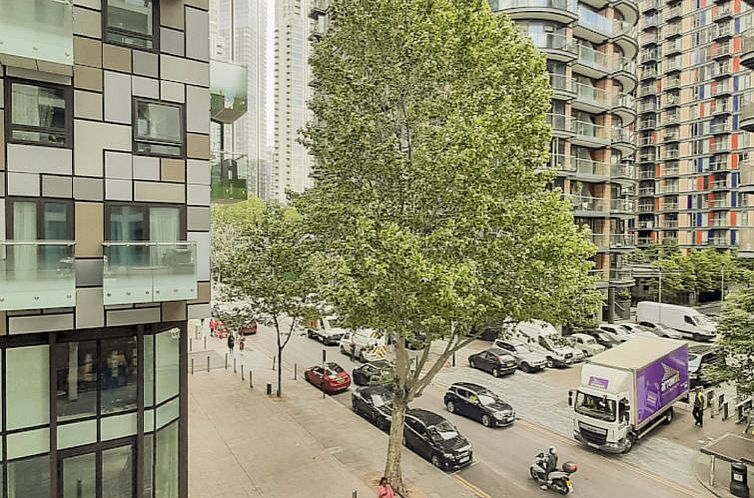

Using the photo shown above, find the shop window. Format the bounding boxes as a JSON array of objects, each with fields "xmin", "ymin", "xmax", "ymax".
[
  {"xmin": 101, "ymin": 336, "xmax": 138, "ymax": 415},
  {"xmin": 55, "ymin": 341, "xmax": 98, "ymax": 421},
  {"xmin": 6, "ymin": 80, "xmax": 70, "ymax": 147},
  {"xmin": 104, "ymin": 0, "xmax": 157, "ymax": 50},
  {"xmin": 133, "ymin": 100, "xmax": 184, "ymax": 157}
]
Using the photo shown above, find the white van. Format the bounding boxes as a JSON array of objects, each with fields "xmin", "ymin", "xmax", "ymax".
[
  {"xmin": 339, "ymin": 330, "xmax": 386, "ymax": 362},
  {"xmin": 509, "ymin": 320, "xmax": 585, "ymax": 367},
  {"xmin": 636, "ymin": 302, "xmax": 716, "ymax": 342}
]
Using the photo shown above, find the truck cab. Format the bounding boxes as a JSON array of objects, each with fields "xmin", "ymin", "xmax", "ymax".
[{"xmin": 339, "ymin": 330, "xmax": 386, "ymax": 362}]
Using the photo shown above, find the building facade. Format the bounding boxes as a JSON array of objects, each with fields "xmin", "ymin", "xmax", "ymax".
[
  {"xmin": 273, "ymin": 0, "xmax": 313, "ymax": 204},
  {"xmin": 636, "ymin": 0, "xmax": 754, "ymax": 251},
  {"xmin": 0, "ymin": 0, "xmax": 212, "ymax": 496},
  {"xmin": 489, "ymin": 0, "xmax": 640, "ymax": 319}
]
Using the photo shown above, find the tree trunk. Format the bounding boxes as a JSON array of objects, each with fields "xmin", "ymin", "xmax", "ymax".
[
  {"xmin": 384, "ymin": 395, "xmax": 408, "ymax": 494},
  {"xmin": 277, "ymin": 349, "xmax": 283, "ymax": 397}
]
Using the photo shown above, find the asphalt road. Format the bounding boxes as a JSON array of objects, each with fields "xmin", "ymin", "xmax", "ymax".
[{"xmin": 246, "ymin": 325, "xmax": 709, "ymax": 498}]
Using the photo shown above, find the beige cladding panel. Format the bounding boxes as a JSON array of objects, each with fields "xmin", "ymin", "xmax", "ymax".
[
  {"xmin": 9, "ymin": 314, "xmax": 74, "ymax": 335},
  {"xmin": 0, "ymin": 111, "xmax": 4, "ymax": 170},
  {"xmin": 107, "ymin": 307, "xmax": 161, "ymax": 327},
  {"xmin": 73, "ymin": 6, "xmax": 102, "ymax": 39},
  {"xmin": 161, "ymin": 159, "xmax": 185, "ymax": 182},
  {"xmin": 7, "ymin": 144, "xmax": 73, "ymax": 175},
  {"xmin": 133, "ymin": 181, "xmax": 185, "ymax": 203},
  {"xmin": 162, "ymin": 302, "xmax": 187, "ymax": 321},
  {"xmin": 160, "ymin": 1, "xmax": 185, "ymax": 30},
  {"xmin": 74, "ymin": 90, "xmax": 103, "ymax": 120},
  {"xmin": 74, "ymin": 65, "xmax": 103, "ymax": 92},
  {"xmin": 73, "ymin": 37, "xmax": 102, "ymax": 68},
  {"xmin": 186, "ymin": 134, "xmax": 210, "ymax": 159},
  {"xmin": 74, "ymin": 120, "xmax": 131, "ymax": 176},
  {"xmin": 103, "ymin": 44, "xmax": 132, "ymax": 73},
  {"xmin": 160, "ymin": 55, "xmax": 209, "ymax": 87},
  {"xmin": 190, "ymin": 282, "xmax": 210, "ymax": 304},
  {"xmin": 75, "ymin": 288, "xmax": 104, "ymax": 329},
  {"xmin": 75, "ymin": 202, "xmax": 103, "ymax": 257}
]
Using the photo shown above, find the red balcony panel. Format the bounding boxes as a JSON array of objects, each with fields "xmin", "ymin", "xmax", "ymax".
[{"xmin": 731, "ymin": 211, "xmax": 737, "ymax": 226}]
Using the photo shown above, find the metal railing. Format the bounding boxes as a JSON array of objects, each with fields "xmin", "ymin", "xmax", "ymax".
[{"xmin": 576, "ymin": 44, "xmax": 610, "ymax": 72}]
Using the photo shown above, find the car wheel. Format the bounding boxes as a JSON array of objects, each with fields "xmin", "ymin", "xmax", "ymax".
[
  {"xmin": 431, "ymin": 454, "xmax": 443, "ymax": 469},
  {"xmin": 582, "ymin": 350, "xmax": 590, "ymax": 358},
  {"xmin": 469, "ymin": 359, "xmax": 476, "ymax": 369},
  {"xmin": 492, "ymin": 368, "xmax": 500, "ymax": 378},
  {"xmin": 521, "ymin": 363, "xmax": 531, "ymax": 373},
  {"xmin": 663, "ymin": 408, "xmax": 673, "ymax": 425},
  {"xmin": 307, "ymin": 330, "xmax": 313, "ymax": 339},
  {"xmin": 446, "ymin": 401, "xmax": 455, "ymax": 414},
  {"xmin": 546, "ymin": 358, "xmax": 555, "ymax": 368},
  {"xmin": 481, "ymin": 414, "xmax": 492, "ymax": 427},
  {"xmin": 692, "ymin": 333, "xmax": 701, "ymax": 342}
]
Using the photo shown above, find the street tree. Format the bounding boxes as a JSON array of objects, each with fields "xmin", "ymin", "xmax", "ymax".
[
  {"xmin": 705, "ymin": 288, "xmax": 754, "ymax": 396},
  {"xmin": 299, "ymin": 0, "xmax": 602, "ymax": 491},
  {"xmin": 211, "ymin": 199, "xmax": 317, "ymax": 397},
  {"xmin": 644, "ymin": 249, "xmax": 741, "ymax": 303}
]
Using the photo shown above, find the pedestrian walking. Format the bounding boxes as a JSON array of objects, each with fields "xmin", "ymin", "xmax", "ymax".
[
  {"xmin": 227, "ymin": 332, "xmax": 235, "ymax": 355},
  {"xmin": 239, "ymin": 334, "xmax": 246, "ymax": 356},
  {"xmin": 692, "ymin": 389, "xmax": 705, "ymax": 427},
  {"xmin": 376, "ymin": 477, "xmax": 395, "ymax": 498}
]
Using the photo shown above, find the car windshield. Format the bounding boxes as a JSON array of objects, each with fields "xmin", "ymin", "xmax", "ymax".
[
  {"xmin": 582, "ymin": 337, "xmax": 595, "ymax": 344},
  {"xmin": 370, "ymin": 393, "xmax": 392, "ymax": 408},
  {"xmin": 477, "ymin": 394, "xmax": 500, "ymax": 407},
  {"xmin": 429, "ymin": 421, "xmax": 460, "ymax": 441},
  {"xmin": 551, "ymin": 337, "xmax": 570, "ymax": 347},
  {"xmin": 575, "ymin": 392, "xmax": 616, "ymax": 422},
  {"xmin": 693, "ymin": 314, "xmax": 715, "ymax": 328}
]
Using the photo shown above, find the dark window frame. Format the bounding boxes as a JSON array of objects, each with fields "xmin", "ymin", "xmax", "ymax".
[
  {"xmin": 132, "ymin": 98, "xmax": 185, "ymax": 159},
  {"xmin": 4, "ymin": 78, "xmax": 73, "ymax": 149},
  {"xmin": 5, "ymin": 198, "xmax": 75, "ymax": 241},
  {"xmin": 104, "ymin": 202, "xmax": 187, "ymax": 242},
  {"xmin": 102, "ymin": 0, "xmax": 160, "ymax": 53}
]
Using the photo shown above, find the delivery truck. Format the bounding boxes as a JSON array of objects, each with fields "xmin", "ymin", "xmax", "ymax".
[{"xmin": 569, "ymin": 336, "xmax": 689, "ymax": 454}]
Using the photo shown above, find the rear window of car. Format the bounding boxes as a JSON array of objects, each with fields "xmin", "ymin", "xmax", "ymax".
[{"xmin": 328, "ymin": 364, "xmax": 345, "ymax": 374}]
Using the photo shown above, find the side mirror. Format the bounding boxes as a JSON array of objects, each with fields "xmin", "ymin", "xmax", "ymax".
[{"xmin": 568, "ymin": 390, "xmax": 574, "ymax": 407}]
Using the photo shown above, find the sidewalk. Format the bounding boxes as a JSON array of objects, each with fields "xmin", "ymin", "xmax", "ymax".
[{"xmin": 188, "ymin": 340, "xmax": 477, "ymax": 498}]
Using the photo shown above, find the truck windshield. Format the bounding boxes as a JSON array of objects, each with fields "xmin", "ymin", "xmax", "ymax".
[
  {"xmin": 693, "ymin": 314, "xmax": 714, "ymax": 328},
  {"xmin": 575, "ymin": 392, "xmax": 616, "ymax": 422}
]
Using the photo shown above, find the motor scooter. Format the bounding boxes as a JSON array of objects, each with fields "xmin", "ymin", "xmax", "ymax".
[{"xmin": 529, "ymin": 453, "xmax": 577, "ymax": 495}]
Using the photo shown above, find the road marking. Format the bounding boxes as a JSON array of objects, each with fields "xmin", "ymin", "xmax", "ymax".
[
  {"xmin": 516, "ymin": 419, "xmax": 707, "ymax": 498},
  {"xmin": 452, "ymin": 474, "xmax": 495, "ymax": 498}
]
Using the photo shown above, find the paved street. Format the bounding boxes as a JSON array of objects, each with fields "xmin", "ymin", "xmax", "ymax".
[{"xmin": 215, "ymin": 322, "xmax": 719, "ymax": 498}]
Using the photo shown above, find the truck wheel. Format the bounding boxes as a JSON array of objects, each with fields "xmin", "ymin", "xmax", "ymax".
[
  {"xmin": 623, "ymin": 434, "xmax": 635, "ymax": 453},
  {"xmin": 307, "ymin": 330, "xmax": 313, "ymax": 339},
  {"xmin": 663, "ymin": 408, "xmax": 674, "ymax": 425}
]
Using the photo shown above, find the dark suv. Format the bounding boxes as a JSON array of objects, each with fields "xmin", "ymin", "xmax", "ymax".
[
  {"xmin": 352, "ymin": 360, "xmax": 393, "ymax": 386},
  {"xmin": 403, "ymin": 409, "xmax": 473, "ymax": 470},
  {"xmin": 352, "ymin": 386, "xmax": 394, "ymax": 431},
  {"xmin": 444, "ymin": 382, "xmax": 515, "ymax": 427}
]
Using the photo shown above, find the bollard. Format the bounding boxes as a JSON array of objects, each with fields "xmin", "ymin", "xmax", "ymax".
[
  {"xmin": 189, "ymin": 338, "xmax": 193, "ymax": 352},
  {"xmin": 266, "ymin": 383, "xmax": 272, "ymax": 395},
  {"xmin": 204, "ymin": 337, "xmax": 207, "ymax": 350},
  {"xmin": 234, "ymin": 358, "xmax": 237, "ymax": 374},
  {"xmin": 225, "ymin": 353, "xmax": 228, "ymax": 370},
  {"xmin": 250, "ymin": 372, "xmax": 253, "ymax": 389},
  {"xmin": 241, "ymin": 364, "xmax": 244, "ymax": 381},
  {"xmin": 707, "ymin": 389, "xmax": 715, "ymax": 409},
  {"xmin": 206, "ymin": 355, "xmax": 210, "ymax": 373},
  {"xmin": 452, "ymin": 351, "xmax": 456, "ymax": 367},
  {"xmin": 352, "ymin": 491, "xmax": 357, "ymax": 498},
  {"xmin": 294, "ymin": 363, "xmax": 297, "ymax": 380},
  {"xmin": 191, "ymin": 358, "xmax": 194, "ymax": 375},
  {"xmin": 723, "ymin": 401, "xmax": 730, "ymax": 421},
  {"xmin": 273, "ymin": 356, "xmax": 276, "ymax": 371}
]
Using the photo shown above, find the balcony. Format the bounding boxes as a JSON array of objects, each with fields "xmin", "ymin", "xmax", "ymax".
[
  {"xmin": 741, "ymin": 93, "xmax": 754, "ymax": 132},
  {"xmin": 571, "ymin": 195, "xmax": 608, "ymax": 215},
  {"xmin": 710, "ymin": 179, "xmax": 729, "ymax": 190},
  {"xmin": 492, "ymin": 0, "xmax": 578, "ymax": 22},
  {"xmin": 0, "ymin": 0, "xmax": 73, "ymax": 74},
  {"xmin": 666, "ymin": 5, "xmax": 683, "ymax": 19},
  {"xmin": 571, "ymin": 120, "xmax": 611, "ymax": 146},
  {"xmin": 665, "ymin": 77, "xmax": 681, "ymax": 90},
  {"xmin": 663, "ymin": 128, "xmax": 680, "ymax": 142},
  {"xmin": 575, "ymin": 8, "xmax": 628, "ymax": 38},
  {"xmin": 639, "ymin": 0, "xmax": 659, "ymax": 11},
  {"xmin": 210, "ymin": 59, "xmax": 249, "ymax": 124},
  {"xmin": 103, "ymin": 242, "xmax": 197, "ymax": 305},
  {"xmin": 611, "ymin": 163, "xmax": 635, "ymax": 181},
  {"xmin": 0, "ymin": 241, "xmax": 75, "ymax": 311},
  {"xmin": 665, "ymin": 59, "xmax": 681, "ymax": 72},
  {"xmin": 641, "ymin": 16, "xmax": 659, "ymax": 29},
  {"xmin": 661, "ymin": 201, "xmax": 680, "ymax": 211},
  {"xmin": 710, "ymin": 138, "xmax": 729, "ymax": 153},
  {"xmin": 640, "ymin": 49, "xmax": 659, "ymax": 63},
  {"xmin": 710, "ymin": 120, "xmax": 731, "ymax": 134},
  {"xmin": 550, "ymin": 74, "xmax": 577, "ymax": 100},
  {"xmin": 309, "ymin": 0, "xmax": 329, "ymax": 17},
  {"xmin": 714, "ymin": 23, "xmax": 732, "ymax": 40},
  {"xmin": 638, "ymin": 118, "xmax": 657, "ymax": 130},
  {"xmin": 742, "ymin": 29, "xmax": 754, "ymax": 70},
  {"xmin": 610, "ymin": 233, "xmax": 636, "ymax": 249},
  {"xmin": 664, "ymin": 40, "xmax": 682, "ymax": 56},
  {"xmin": 211, "ymin": 151, "xmax": 249, "ymax": 203},
  {"xmin": 637, "ymin": 84, "xmax": 656, "ymax": 98},
  {"xmin": 609, "ymin": 268, "xmax": 635, "ymax": 285},
  {"xmin": 611, "ymin": 198, "xmax": 636, "ymax": 214},
  {"xmin": 712, "ymin": 41, "xmax": 731, "ymax": 59},
  {"xmin": 640, "ymin": 32, "xmax": 658, "ymax": 46},
  {"xmin": 713, "ymin": 5, "xmax": 733, "ymax": 21},
  {"xmin": 739, "ymin": 160, "xmax": 754, "ymax": 193},
  {"xmin": 573, "ymin": 156, "xmax": 610, "ymax": 178},
  {"xmin": 547, "ymin": 113, "xmax": 573, "ymax": 135},
  {"xmin": 529, "ymin": 32, "xmax": 577, "ymax": 59},
  {"xmin": 637, "ymin": 236, "xmax": 654, "ymax": 245},
  {"xmin": 573, "ymin": 82, "xmax": 611, "ymax": 111},
  {"xmin": 708, "ymin": 198, "xmax": 730, "ymax": 209},
  {"xmin": 710, "ymin": 62, "xmax": 730, "ymax": 79},
  {"xmin": 638, "ymin": 186, "xmax": 656, "ymax": 195},
  {"xmin": 709, "ymin": 157, "xmax": 730, "ymax": 171},
  {"xmin": 659, "ymin": 184, "xmax": 679, "ymax": 194},
  {"xmin": 637, "ymin": 220, "xmax": 655, "ymax": 229},
  {"xmin": 575, "ymin": 44, "xmax": 612, "ymax": 76},
  {"xmin": 665, "ymin": 23, "xmax": 682, "ymax": 38},
  {"xmin": 663, "ymin": 164, "xmax": 680, "ymax": 176},
  {"xmin": 638, "ymin": 66, "xmax": 657, "ymax": 80},
  {"xmin": 638, "ymin": 169, "xmax": 656, "ymax": 180},
  {"xmin": 662, "ymin": 148, "xmax": 680, "ymax": 160},
  {"xmin": 711, "ymin": 82, "xmax": 731, "ymax": 96},
  {"xmin": 590, "ymin": 234, "xmax": 609, "ymax": 250}
]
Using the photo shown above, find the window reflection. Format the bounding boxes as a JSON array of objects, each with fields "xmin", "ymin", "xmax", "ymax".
[
  {"xmin": 101, "ymin": 337, "xmax": 138, "ymax": 414},
  {"xmin": 56, "ymin": 341, "xmax": 98, "ymax": 421},
  {"xmin": 7, "ymin": 455, "xmax": 51, "ymax": 498}
]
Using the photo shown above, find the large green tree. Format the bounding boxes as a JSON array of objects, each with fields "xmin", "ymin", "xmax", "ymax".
[
  {"xmin": 299, "ymin": 0, "xmax": 601, "ymax": 491},
  {"xmin": 211, "ymin": 199, "xmax": 318, "ymax": 397},
  {"xmin": 705, "ymin": 288, "xmax": 754, "ymax": 396}
]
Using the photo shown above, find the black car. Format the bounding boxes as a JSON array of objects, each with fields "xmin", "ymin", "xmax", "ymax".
[
  {"xmin": 352, "ymin": 360, "xmax": 393, "ymax": 386},
  {"xmin": 351, "ymin": 386, "xmax": 394, "ymax": 431},
  {"xmin": 467, "ymin": 348, "xmax": 517, "ymax": 377},
  {"xmin": 444, "ymin": 382, "xmax": 515, "ymax": 427},
  {"xmin": 689, "ymin": 345, "xmax": 721, "ymax": 388},
  {"xmin": 468, "ymin": 325, "xmax": 501, "ymax": 341},
  {"xmin": 406, "ymin": 331, "xmax": 427, "ymax": 350},
  {"xmin": 404, "ymin": 409, "xmax": 473, "ymax": 470},
  {"xmin": 582, "ymin": 329, "xmax": 622, "ymax": 349}
]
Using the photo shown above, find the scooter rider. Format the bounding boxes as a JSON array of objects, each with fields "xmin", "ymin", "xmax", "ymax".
[{"xmin": 540, "ymin": 447, "xmax": 558, "ymax": 490}]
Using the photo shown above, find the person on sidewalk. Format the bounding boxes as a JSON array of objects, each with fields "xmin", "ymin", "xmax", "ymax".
[
  {"xmin": 376, "ymin": 477, "xmax": 395, "ymax": 498},
  {"xmin": 239, "ymin": 334, "xmax": 246, "ymax": 356},
  {"xmin": 227, "ymin": 332, "xmax": 235, "ymax": 356},
  {"xmin": 693, "ymin": 389, "xmax": 705, "ymax": 427}
]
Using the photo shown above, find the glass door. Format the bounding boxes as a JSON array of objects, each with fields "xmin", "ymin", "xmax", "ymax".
[
  {"xmin": 59, "ymin": 441, "xmax": 134, "ymax": 498},
  {"xmin": 61, "ymin": 453, "xmax": 96, "ymax": 498}
]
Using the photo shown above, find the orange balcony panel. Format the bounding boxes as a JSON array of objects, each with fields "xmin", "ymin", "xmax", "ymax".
[
  {"xmin": 733, "ymin": 154, "xmax": 739, "ymax": 168},
  {"xmin": 696, "ymin": 231, "xmax": 703, "ymax": 245},
  {"xmin": 734, "ymin": 57, "xmax": 740, "ymax": 72},
  {"xmin": 732, "ymin": 134, "xmax": 739, "ymax": 150},
  {"xmin": 698, "ymin": 176, "xmax": 704, "ymax": 190},
  {"xmin": 731, "ymin": 211, "xmax": 737, "ymax": 226}
]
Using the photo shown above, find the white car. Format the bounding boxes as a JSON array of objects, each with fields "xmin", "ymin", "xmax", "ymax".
[
  {"xmin": 637, "ymin": 321, "xmax": 683, "ymax": 340},
  {"xmin": 570, "ymin": 333, "xmax": 606, "ymax": 357},
  {"xmin": 597, "ymin": 323, "xmax": 632, "ymax": 343},
  {"xmin": 339, "ymin": 330, "xmax": 385, "ymax": 362}
]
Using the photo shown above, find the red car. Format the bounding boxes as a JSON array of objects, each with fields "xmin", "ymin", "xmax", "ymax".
[
  {"xmin": 239, "ymin": 322, "xmax": 258, "ymax": 335},
  {"xmin": 305, "ymin": 362, "xmax": 351, "ymax": 394}
]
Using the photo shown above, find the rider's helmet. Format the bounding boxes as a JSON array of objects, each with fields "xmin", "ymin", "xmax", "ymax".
[{"xmin": 548, "ymin": 446, "xmax": 557, "ymax": 455}]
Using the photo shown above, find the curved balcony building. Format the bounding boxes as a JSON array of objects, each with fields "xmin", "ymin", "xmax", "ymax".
[{"xmin": 490, "ymin": 0, "xmax": 639, "ymax": 320}]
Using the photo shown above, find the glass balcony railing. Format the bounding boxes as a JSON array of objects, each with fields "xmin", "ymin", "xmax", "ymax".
[
  {"xmin": 610, "ymin": 268, "xmax": 634, "ymax": 283},
  {"xmin": 0, "ymin": 0, "xmax": 73, "ymax": 67},
  {"xmin": 492, "ymin": 0, "xmax": 576, "ymax": 11},
  {"xmin": 612, "ymin": 127, "xmax": 632, "ymax": 143},
  {"xmin": 574, "ymin": 82, "xmax": 610, "ymax": 107},
  {"xmin": 528, "ymin": 32, "xmax": 575, "ymax": 54},
  {"xmin": 547, "ymin": 113, "xmax": 571, "ymax": 133},
  {"xmin": 211, "ymin": 151, "xmax": 249, "ymax": 203},
  {"xmin": 610, "ymin": 233, "xmax": 636, "ymax": 248},
  {"xmin": 639, "ymin": 187, "xmax": 656, "ymax": 195},
  {"xmin": 210, "ymin": 59, "xmax": 249, "ymax": 124},
  {"xmin": 572, "ymin": 120, "xmax": 610, "ymax": 141},
  {"xmin": 550, "ymin": 73, "xmax": 575, "ymax": 94},
  {"xmin": 638, "ymin": 204, "xmax": 655, "ymax": 213},
  {"xmin": 637, "ymin": 236, "xmax": 653, "ymax": 245},
  {"xmin": 576, "ymin": 8, "xmax": 631, "ymax": 36},
  {"xmin": 589, "ymin": 234, "xmax": 609, "ymax": 249},
  {"xmin": 103, "ymin": 242, "xmax": 198, "ymax": 306},
  {"xmin": 571, "ymin": 195, "xmax": 608, "ymax": 212},
  {"xmin": 0, "ymin": 241, "xmax": 75, "ymax": 311},
  {"xmin": 615, "ymin": 57, "xmax": 636, "ymax": 75},
  {"xmin": 576, "ymin": 44, "xmax": 610, "ymax": 72},
  {"xmin": 611, "ymin": 163, "xmax": 635, "ymax": 179},
  {"xmin": 611, "ymin": 198, "xmax": 636, "ymax": 213}
]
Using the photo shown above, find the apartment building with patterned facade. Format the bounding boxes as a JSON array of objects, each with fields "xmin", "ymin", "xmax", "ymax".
[
  {"xmin": 635, "ymin": 0, "xmax": 754, "ymax": 251},
  {"xmin": 0, "ymin": 0, "xmax": 215, "ymax": 496}
]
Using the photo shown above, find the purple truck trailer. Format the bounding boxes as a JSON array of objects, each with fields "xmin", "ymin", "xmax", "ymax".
[{"xmin": 568, "ymin": 336, "xmax": 689, "ymax": 453}]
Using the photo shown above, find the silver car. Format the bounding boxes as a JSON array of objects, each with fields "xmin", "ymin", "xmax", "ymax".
[
  {"xmin": 636, "ymin": 321, "xmax": 684, "ymax": 340},
  {"xmin": 493, "ymin": 339, "xmax": 548, "ymax": 373}
]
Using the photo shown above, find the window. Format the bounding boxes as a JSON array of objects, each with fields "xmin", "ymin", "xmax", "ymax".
[
  {"xmin": 156, "ymin": 422, "xmax": 179, "ymax": 498},
  {"xmin": 6, "ymin": 80, "xmax": 70, "ymax": 147},
  {"xmin": 7, "ymin": 455, "xmax": 51, "ymax": 498},
  {"xmin": 101, "ymin": 336, "xmax": 138, "ymax": 414},
  {"xmin": 7, "ymin": 345, "xmax": 50, "ymax": 430},
  {"xmin": 134, "ymin": 100, "xmax": 184, "ymax": 157},
  {"xmin": 104, "ymin": 0, "xmax": 157, "ymax": 49},
  {"xmin": 55, "ymin": 340, "xmax": 98, "ymax": 421}
]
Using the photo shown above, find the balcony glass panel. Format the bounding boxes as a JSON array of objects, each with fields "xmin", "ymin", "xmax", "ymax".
[
  {"xmin": 546, "ymin": 113, "xmax": 571, "ymax": 132},
  {"xmin": 572, "ymin": 120, "xmax": 609, "ymax": 140},
  {"xmin": 528, "ymin": 32, "xmax": 574, "ymax": 53},
  {"xmin": 103, "ymin": 242, "xmax": 197, "ymax": 305},
  {"xmin": 0, "ymin": 0, "xmax": 73, "ymax": 67},
  {"xmin": 610, "ymin": 234, "xmax": 636, "ymax": 248},
  {"xmin": 575, "ymin": 82, "xmax": 609, "ymax": 106},
  {"xmin": 611, "ymin": 198, "xmax": 636, "ymax": 212},
  {"xmin": 570, "ymin": 195, "xmax": 608, "ymax": 212},
  {"xmin": 491, "ymin": 0, "xmax": 575, "ymax": 11},
  {"xmin": 210, "ymin": 60, "xmax": 249, "ymax": 124},
  {"xmin": 576, "ymin": 44, "xmax": 610, "ymax": 71},
  {"xmin": 0, "ymin": 241, "xmax": 75, "ymax": 311},
  {"xmin": 211, "ymin": 151, "xmax": 249, "ymax": 202}
]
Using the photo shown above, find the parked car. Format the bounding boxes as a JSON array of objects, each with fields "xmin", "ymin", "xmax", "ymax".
[
  {"xmin": 352, "ymin": 360, "xmax": 393, "ymax": 386},
  {"xmin": 688, "ymin": 345, "xmax": 722, "ymax": 388},
  {"xmin": 444, "ymin": 382, "xmax": 515, "ymax": 427},
  {"xmin": 535, "ymin": 335, "xmax": 584, "ymax": 367},
  {"xmin": 597, "ymin": 323, "xmax": 632, "ymax": 343},
  {"xmin": 469, "ymin": 324, "xmax": 502, "ymax": 341},
  {"xmin": 304, "ymin": 362, "xmax": 351, "ymax": 394},
  {"xmin": 239, "ymin": 321, "xmax": 258, "ymax": 335},
  {"xmin": 581, "ymin": 329, "xmax": 622, "ymax": 349},
  {"xmin": 306, "ymin": 316, "xmax": 349, "ymax": 346},
  {"xmin": 638, "ymin": 321, "xmax": 684, "ymax": 340},
  {"xmin": 406, "ymin": 331, "xmax": 427, "ymax": 350},
  {"xmin": 351, "ymin": 386, "xmax": 394, "ymax": 431},
  {"xmin": 467, "ymin": 347, "xmax": 517, "ymax": 377},
  {"xmin": 404, "ymin": 409, "xmax": 473, "ymax": 470},
  {"xmin": 492, "ymin": 339, "xmax": 548, "ymax": 373},
  {"xmin": 569, "ymin": 333, "xmax": 606, "ymax": 357},
  {"xmin": 339, "ymin": 330, "xmax": 385, "ymax": 362}
]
